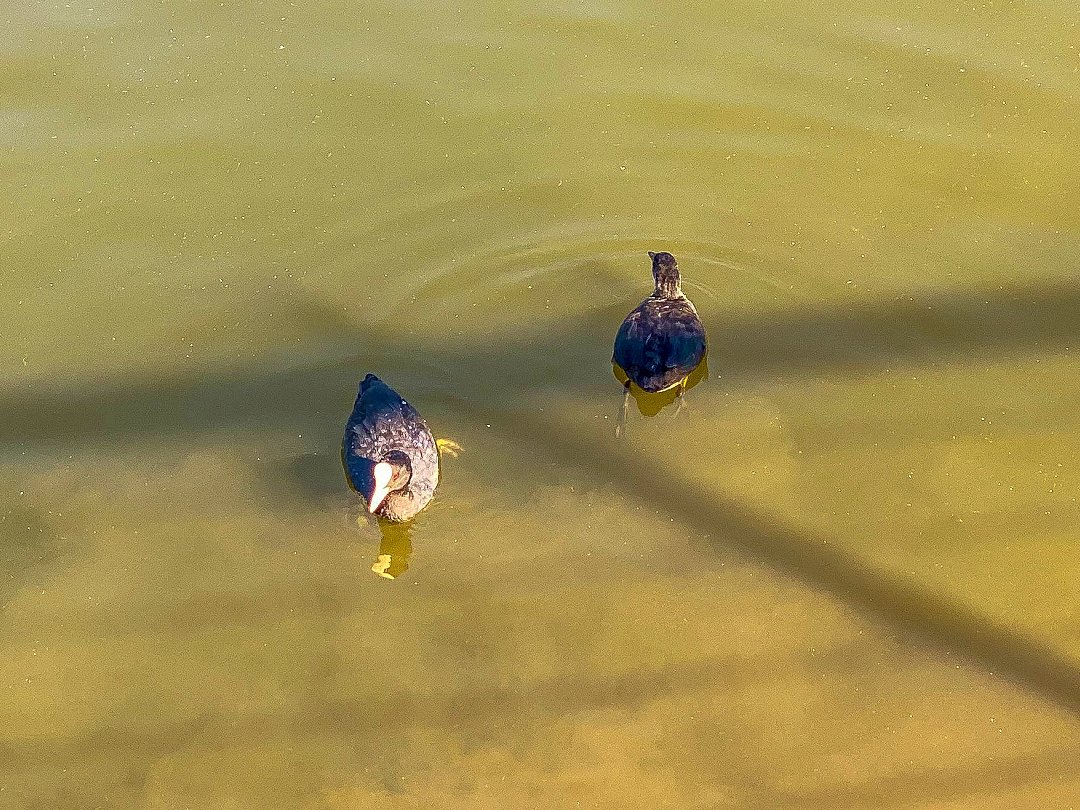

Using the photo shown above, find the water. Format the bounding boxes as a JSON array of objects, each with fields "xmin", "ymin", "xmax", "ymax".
[{"xmin": 3, "ymin": 0, "xmax": 1080, "ymax": 806}]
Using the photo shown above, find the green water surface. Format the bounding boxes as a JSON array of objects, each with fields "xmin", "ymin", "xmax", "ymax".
[{"xmin": 2, "ymin": 0, "xmax": 1080, "ymax": 807}]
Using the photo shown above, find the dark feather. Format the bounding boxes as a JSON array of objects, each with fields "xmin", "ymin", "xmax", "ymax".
[{"xmin": 614, "ymin": 286, "xmax": 707, "ymax": 393}]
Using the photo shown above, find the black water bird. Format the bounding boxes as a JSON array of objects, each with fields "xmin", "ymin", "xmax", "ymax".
[
  {"xmin": 613, "ymin": 251, "xmax": 707, "ymax": 433},
  {"xmin": 343, "ymin": 374, "xmax": 440, "ymax": 522}
]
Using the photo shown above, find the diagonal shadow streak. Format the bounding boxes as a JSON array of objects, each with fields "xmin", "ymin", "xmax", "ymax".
[
  {"xmin": 437, "ymin": 393, "xmax": 1080, "ymax": 716},
  {"xmin": 2, "ymin": 283, "xmax": 1080, "ymax": 719}
]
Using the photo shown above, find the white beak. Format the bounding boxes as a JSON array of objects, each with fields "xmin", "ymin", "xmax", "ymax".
[{"xmin": 368, "ymin": 462, "xmax": 394, "ymax": 513}]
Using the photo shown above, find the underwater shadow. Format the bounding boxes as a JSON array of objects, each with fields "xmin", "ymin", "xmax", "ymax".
[
  {"xmin": 0, "ymin": 636, "xmax": 857, "ymax": 805},
  {"xmin": 751, "ymin": 744, "xmax": 1080, "ymax": 809},
  {"xmin": 0, "ymin": 500, "xmax": 85, "ymax": 614}
]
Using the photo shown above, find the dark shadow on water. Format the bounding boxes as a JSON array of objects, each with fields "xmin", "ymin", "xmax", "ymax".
[
  {"xmin": 5, "ymin": 276, "xmax": 1080, "ymax": 453},
  {"xmin": 0, "ymin": 501, "xmax": 83, "ymax": 614},
  {"xmin": 268, "ymin": 450, "xmax": 345, "ymax": 505}
]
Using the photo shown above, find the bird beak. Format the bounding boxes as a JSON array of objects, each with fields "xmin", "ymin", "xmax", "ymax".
[
  {"xmin": 368, "ymin": 486, "xmax": 389, "ymax": 513},
  {"xmin": 368, "ymin": 462, "xmax": 393, "ymax": 514},
  {"xmin": 648, "ymin": 251, "xmax": 657, "ymax": 260}
]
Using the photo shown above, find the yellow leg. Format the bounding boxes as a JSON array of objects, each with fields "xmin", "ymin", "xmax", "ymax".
[{"xmin": 436, "ymin": 438, "xmax": 464, "ymax": 458}]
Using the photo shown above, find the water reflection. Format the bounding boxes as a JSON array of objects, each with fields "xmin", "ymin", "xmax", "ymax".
[
  {"xmin": 370, "ymin": 519, "xmax": 413, "ymax": 580},
  {"xmin": 612, "ymin": 357, "xmax": 709, "ymax": 421}
]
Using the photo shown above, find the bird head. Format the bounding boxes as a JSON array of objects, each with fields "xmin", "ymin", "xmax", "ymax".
[
  {"xmin": 648, "ymin": 251, "xmax": 681, "ymax": 296},
  {"xmin": 365, "ymin": 450, "xmax": 413, "ymax": 514}
]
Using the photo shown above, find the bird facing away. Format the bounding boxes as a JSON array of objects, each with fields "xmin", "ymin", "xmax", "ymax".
[
  {"xmin": 343, "ymin": 374, "xmax": 440, "ymax": 522},
  {"xmin": 613, "ymin": 251, "xmax": 707, "ymax": 393}
]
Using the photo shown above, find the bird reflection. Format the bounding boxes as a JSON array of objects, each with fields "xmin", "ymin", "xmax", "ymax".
[
  {"xmin": 612, "ymin": 356, "xmax": 708, "ymax": 424},
  {"xmin": 370, "ymin": 519, "xmax": 413, "ymax": 580}
]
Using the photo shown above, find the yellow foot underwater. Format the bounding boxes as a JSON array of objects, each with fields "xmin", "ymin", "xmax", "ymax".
[{"xmin": 436, "ymin": 438, "xmax": 464, "ymax": 458}]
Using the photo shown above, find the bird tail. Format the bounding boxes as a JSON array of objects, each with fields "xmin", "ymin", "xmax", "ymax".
[{"xmin": 638, "ymin": 371, "xmax": 685, "ymax": 393}]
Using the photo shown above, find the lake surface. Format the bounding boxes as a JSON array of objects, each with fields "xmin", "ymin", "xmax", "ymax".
[{"xmin": 3, "ymin": 0, "xmax": 1080, "ymax": 807}]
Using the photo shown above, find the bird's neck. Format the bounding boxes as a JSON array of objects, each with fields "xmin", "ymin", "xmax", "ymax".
[{"xmin": 653, "ymin": 281, "xmax": 683, "ymax": 299}]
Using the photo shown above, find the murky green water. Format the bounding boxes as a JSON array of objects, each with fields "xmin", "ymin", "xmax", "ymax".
[{"xmin": 3, "ymin": 0, "xmax": 1080, "ymax": 807}]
